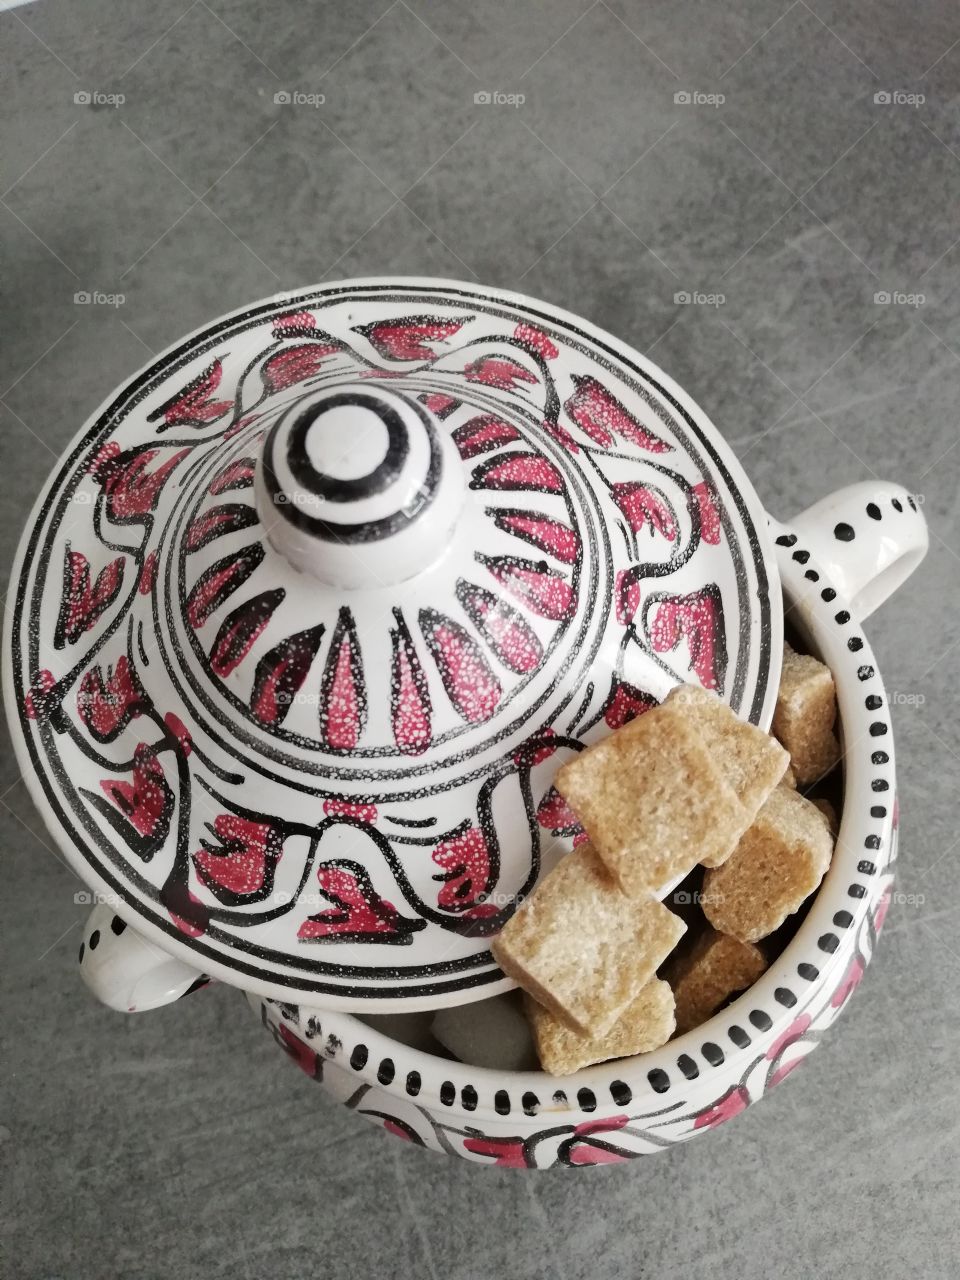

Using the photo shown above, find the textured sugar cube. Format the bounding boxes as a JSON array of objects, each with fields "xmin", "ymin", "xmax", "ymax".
[
  {"xmin": 665, "ymin": 927, "xmax": 768, "ymax": 1034},
  {"xmin": 491, "ymin": 844, "xmax": 686, "ymax": 1036},
  {"xmin": 811, "ymin": 796, "xmax": 839, "ymax": 836},
  {"xmin": 663, "ymin": 684, "xmax": 789, "ymax": 866},
  {"xmin": 702, "ymin": 786, "xmax": 835, "ymax": 942},
  {"xmin": 555, "ymin": 706, "xmax": 750, "ymax": 895},
  {"xmin": 782, "ymin": 763, "xmax": 797, "ymax": 789},
  {"xmin": 525, "ymin": 980, "xmax": 676, "ymax": 1076},
  {"xmin": 431, "ymin": 992, "xmax": 537, "ymax": 1071},
  {"xmin": 772, "ymin": 642, "xmax": 841, "ymax": 786}
]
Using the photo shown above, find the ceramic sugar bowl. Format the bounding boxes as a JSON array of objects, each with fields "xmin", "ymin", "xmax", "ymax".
[{"xmin": 3, "ymin": 279, "xmax": 928, "ymax": 1168}]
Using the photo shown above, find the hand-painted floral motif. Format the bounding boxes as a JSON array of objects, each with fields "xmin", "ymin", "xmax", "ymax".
[{"xmin": 9, "ymin": 283, "xmax": 773, "ymax": 1004}]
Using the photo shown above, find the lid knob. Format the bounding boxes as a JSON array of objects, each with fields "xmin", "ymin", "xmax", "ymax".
[{"xmin": 255, "ymin": 386, "xmax": 465, "ymax": 588}]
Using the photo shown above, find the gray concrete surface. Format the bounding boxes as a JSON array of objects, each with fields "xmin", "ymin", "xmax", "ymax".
[{"xmin": 2, "ymin": 3, "xmax": 959, "ymax": 1277}]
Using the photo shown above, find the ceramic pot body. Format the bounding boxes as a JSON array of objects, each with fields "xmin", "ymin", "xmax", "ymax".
[
  {"xmin": 3, "ymin": 279, "xmax": 927, "ymax": 1163},
  {"xmin": 247, "ymin": 511, "xmax": 918, "ymax": 1166}
]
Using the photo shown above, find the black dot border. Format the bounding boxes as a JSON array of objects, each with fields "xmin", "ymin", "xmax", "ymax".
[
  {"xmin": 824, "ymin": 488, "xmax": 920, "ymax": 553},
  {"xmin": 262, "ymin": 529, "xmax": 895, "ymax": 1119}
]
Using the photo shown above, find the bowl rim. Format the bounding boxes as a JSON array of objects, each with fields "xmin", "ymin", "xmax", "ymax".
[{"xmin": 257, "ymin": 527, "xmax": 896, "ymax": 1121}]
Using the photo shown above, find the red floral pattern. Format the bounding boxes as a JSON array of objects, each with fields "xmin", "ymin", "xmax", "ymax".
[
  {"xmin": 491, "ymin": 510, "xmax": 579, "ymax": 564},
  {"xmin": 831, "ymin": 954, "xmax": 865, "ymax": 1008},
  {"xmin": 692, "ymin": 480, "xmax": 721, "ymax": 544},
  {"xmin": 54, "ymin": 548, "xmax": 125, "ymax": 648},
  {"xmin": 98, "ymin": 745, "xmax": 174, "ymax": 840},
  {"xmin": 262, "ymin": 343, "xmax": 338, "ymax": 392},
  {"xmin": 612, "ymin": 482, "xmax": 677, "ymax": 539},
  {"xmin": 513, "ymin": 322, "xmax": 559, "ymax": 359},
  {"xmin": 432, "ymin": 825, "xmax": 492, "ymax": 912},
  {"xmin": 163, "ymin": 711, "xmax": 192, "ymax": 754},
  {"xmin": 693, "ymin": 1085, "xmax": 750, "ymax": 1129},
  {"xmin": 99, "ymin": 447, "xmax": 190, "ymax": 521},
  {"xmin": 565, "ymin": 1115, "xmax": 632, "ymax": 1165},
  {"xmin": 418, "ymin": 391, "xmax": 460, "ymax": 418},
  {"xmin": 356, "ymin": 315, "xmax": 466, "ymax": 361},
  {"xmin": 323, "ymin": 799, "xmax": 378, "ymax": 824},
  {"xmin": 138, "ymin": 551, "xmax": 158, "ymax": 595},
  {"xmin": 457, "ymin": 582, "xmax": 543, "ymax": 675},
  {"xmin": 452, "ymin": 414, "xmax": 521, "ymax": 460},
  {"xmin": 471, "ymin": 451, "xmax": 564, "ymax": 494},
  {"xmin": 390, "ymin": 610, "xmax": 432, "ymax": 754},
  {"xmin": 564, "ymin": 375, "xmax": 671, "ymax": 453},
  {"xmin": 542, "ymin": 419, "xmax": 580, "ymax": 453},
  {"xmin": 19, "ymin": 287, "xmax": 781, "ymax": 1013},
  {"xmin": 420, "ymin": 610, "xmax": 502, "ymax": 724},
  {"xmin": 318, "ymin": 608, "xmax": 367, "ymax": 750},
  {"xmin": 77, "ymin": 656, "xmax": 145, "ymax": 741},
  {"xmin": 464, "ymin": 355, "xmax": 538, "ymax": 390},
  {"xmin": 603, "ymin": 679, "xmax": 657, "ymax": 729},
  {"xmin": 194, "ymin": 813, "xmax": 284, "ymax": 898},
  {"xmin": 272, "ymin": 310, "xmax": 319, "ymax": 339},
  {"xmin": 298, "ymin": 864, "xmax": 421, "ymax": 941},
  {"xmin": 462, "ymin": 1135, "xmax": 528, "ymax": 1168},
  {"xmin": 482, "ymin": 556, "xmax": 575, "ymax": 621},
  {"xmin": 148, "ymin": 359, "xmax": 233, "ymax": 430},
  {"xmin": 24, "ymin": 669, "xmax": 56, "ymax": 721},
  {"xmin": 536, "ymin": 785, "xmax": 580, "ymax": 832},
  {"xmin": 648, "ymin": 585, "xmax": 726, "ymax": 692},
  {"xmin": 615, "ymin": 568, "xmax": 642, "ymax": 625},
  {"xmin": 765, "ymin": 1013, "xmax": 812, "ymax": 1060}
]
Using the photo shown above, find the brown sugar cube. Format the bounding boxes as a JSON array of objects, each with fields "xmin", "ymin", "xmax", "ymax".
[
  {"xmin": 701, "ymin": 787, "xmax": 834, "ymax": 943},
  {"xmin": 491, "ymin": 844, "xmax": 686, "ymax": 1036},
  {"xmin": 772, "ymin": 642, "xmax": 841, "ymax": 786},
  {"xmin": 662, "ymin": 685, "xmax": 789, "ymax": 866},
  {"xmin": 781, "ymin": 763, "xmax": 797, "ymax": 789},
  {"xmin": 812, "ymin": 796, "xmax": 839, "ymax": 836},
  {"xmin": 665, "ymin": 927, "xmax": 767, "ymax": 1034},
  {"xmin": 555, "ymin": 707, "xmax": 749, "ymax": 895},
  {"xmin": 525, "ymin": 980, "xmax": 676, "ymax": 1076}
]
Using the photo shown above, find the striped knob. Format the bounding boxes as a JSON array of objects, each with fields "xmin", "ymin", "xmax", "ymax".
[{"xmin": 255, "ymin": 387, "xmax": 465, "ymax": 588}]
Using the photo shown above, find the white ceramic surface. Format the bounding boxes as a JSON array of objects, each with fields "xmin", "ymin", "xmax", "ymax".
[
  {"xmin": 1, "ymin": 279, "xmax": 928, "ymax": 1164},
  {"xmin": 3, "ymin": 279, "xmax": 784, "ymax": 1010},
  {"xmin": 246, "ymin": 499, "xmax": 923, "ymax": 1165}
]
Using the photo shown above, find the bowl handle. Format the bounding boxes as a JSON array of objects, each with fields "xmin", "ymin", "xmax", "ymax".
[
  {"xmin": 79, "ymin": 902, "xmax": 209, "ymax": 1012},
  {"xmin": 789, "ymin": 480, "xmax": 928, "ymax": 619}
]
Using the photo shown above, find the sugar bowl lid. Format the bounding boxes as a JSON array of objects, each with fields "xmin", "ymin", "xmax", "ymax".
[{"xmin": 4, "ymin": 279, "xmax": 782, "ymax": 1010}]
